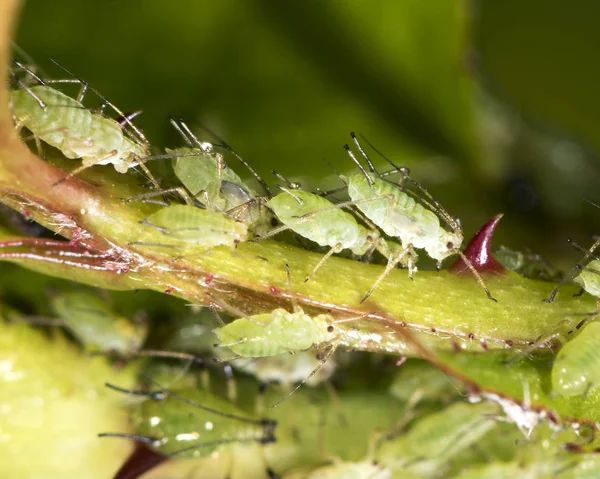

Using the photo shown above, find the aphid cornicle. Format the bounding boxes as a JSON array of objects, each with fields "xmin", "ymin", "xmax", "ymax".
[
  {"xmin": 10, "ymin": 60, "xmax": 160, "ymax": 188},
  {"xmin": 99, "ymin": 380, "xmax": 277, "ymax": 459},
  {"xmin": 342, "ymin": 133, "xmax": 496, "ymax": 302}
]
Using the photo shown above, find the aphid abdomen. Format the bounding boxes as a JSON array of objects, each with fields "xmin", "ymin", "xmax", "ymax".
[
  {"xmin": 11, "ymin": 85, "xmax": 93, "ymax": 157},
  {"xmin": 78, "ymin": 114, "xmax": 125, "ymax": 167},
  {"xmin": 145, "ymin": 205, "xmax": 248, "ymax": 249},
  {"xmin": 552, "ymin": 322, "xmax": 600, "ymax": 397},
  {"xmin": 130, "ymin": 387, "xmax": 274, "ymax": 458}
]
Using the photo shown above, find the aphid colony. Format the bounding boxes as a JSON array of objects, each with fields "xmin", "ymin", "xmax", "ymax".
[
  {"xmin": 9, "ymin": 60, "xmax": 494, "ymax": 305},
  {"xmin": 13, "ymin": 56, "xmax": 600, "ymax": 478}
]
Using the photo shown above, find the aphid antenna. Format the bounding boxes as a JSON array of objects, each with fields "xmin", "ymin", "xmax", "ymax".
[
  {"xmin": 107, "ymin": 377, "xmax": 273, "ymax": 425},
  {"xmin": 48, "ymin": 59, "xmax": 149, "ymax": 148},
  {"xmin": 131, "ymin": 349, "xmax": 206, "ymax": 366},
  {"xmin": 272, "ymin": 170, "xmax": 301, "ymax": 190},
  {"xmin": 191, "ymin": 119, "xmax": 273, "ymax": 197},
  {"xmin": 11, "ymin": 58, "xmax": 45, "ymax": 86},
  {"xmin": 358, "ymin": 133, "xmax": 411, "ymax": 180},
  {"xmin": 270, "ymin": 345, "xmax": 337, "ymax": 409},
  {"xmin": 169, "ymin": 117, "xmax": 196, "ymax": 147},
  {"xmin": 350, "ymin": 132, "xmax": 379, "ymax": 175},
  {"xmin": 275, "ymin": 184, "xmax": 303, "ymax": 205},
  {"xmin": 344, "ymin": 144, "xmax": 373, "ymax": 187}
]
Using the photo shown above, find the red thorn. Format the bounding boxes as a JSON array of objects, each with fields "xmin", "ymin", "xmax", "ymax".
[
  {"xmin": 112, "ymin": 443, "xmax": 166, "ymax": 479},
  {"xmin": 449, "ymin": 214, "xmax": 507, "ymax": 275},
  {"xmin": 269, "ymin": 286, "xmax": 279, "ymax": 295}
]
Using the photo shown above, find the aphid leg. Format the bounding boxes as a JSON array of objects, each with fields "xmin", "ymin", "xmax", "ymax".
[
  {"xmin": 52, "ymin": 149, "xmax": 119, "ymax": 186},
  {"xmin": 545, "ymin": 236, "xmax": 600, "ymax": 302},
  {"xmin": 270, "ymin": 345, "xmax": 338, "ymax": 408},
  {"xmin": 361, "ymin": 244, "xmax": 415, "ymax": 303},
  {"xmin": 130, "ymin": 155, "xmax": 162, "ymax": 190},
  {"xmin": 453, "ymin": 249, "xmax": 497, "ymax": 302},
  {"xmin": 575, "ymin": 298, "xmax": 600, "ymax": 330},
  {"xmin": 284, "ymin": 263, "xmax": 301, "ymax": 313},
  {"xmin": 128, "ymin": 349, "xmax": 206, "ymax": 365},
  {"xmin": 305, "ymin": 242, "xmax": 342, "ymax": 282},
  {"xmin": 123, "ymin": 187, "xmax": 195, "ymax": 206},
  {"xmin": 505, "ymin": 319, "xmax": 571, "ymax": 364}
]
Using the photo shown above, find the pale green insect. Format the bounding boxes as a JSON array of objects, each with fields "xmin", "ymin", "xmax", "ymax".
[
  {"xmin": 10, "ymin": 60, "xmax": 160, "ymax": 188},
  {"xmin": 374, "ymin": 401, "xmax": 499, "ymax": 477},
  {"xmin": 212, "ymin": 268, "xmax": 379, "ymax": 406},
  {"xmin": 100, "ymin": 379, "xmax": 277, "ymax": 460},
  {"xmin": 49, "ymin": 290, "xmax": 148, "ymax": 355},
  {"xmin": 494, "ymin": 245, "xmax": 562, "ymax": 282},
  {"xmin": 342, "ymin": 133, "xmax": 495, "ymax": 302},
  {"xmin": 131, "ymin": 204, "xmax": 248, "ymax": 252},
  {"xmin": 260, "ymin": 172, "xmax": 407, "ymax": 284},
  {"xmin": 128, "ymin": 119, "xmax": 274, "ymax": 236},
  {"xmin": 8, "ymin": 290, "xmax": 203, "ymax": 364},
  {"xmin": 551, "ymin": 322, "xmax": 600, "ymax": 397}
]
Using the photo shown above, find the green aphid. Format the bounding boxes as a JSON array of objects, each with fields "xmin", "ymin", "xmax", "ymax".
[
  {"xmin": 10, "ymin": 66, "xmax": 159, "ymax": 188},
  {"xmin": 100, "ymin": 380, "xmax": 276, "ymax": 459},
  {"xmin": 494, "ymin": 245, "xmax": 562, "ymax": 282},
  {"xmin": 134, "ymin": 204, "xmax": 248, "ymax": 252},
  {"xmin": 50, "ymin": 290, "xmax": 148, "ymax": 355},
  {"xmin": 343, "ymin": 133, "xmax": 495, "ymax": 302},
  {"xmin": 374, "ymin": 401, "xmax": 499, "ymax": 477},
  {"xmin": 552, "ymin": 321, "xmax": 600, "ymax": 397}
]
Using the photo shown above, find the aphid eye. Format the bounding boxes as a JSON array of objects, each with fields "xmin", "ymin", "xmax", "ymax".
[
  {"xmin": 327, "ymin": 325, "xmax": 334, "ymax": 333},
  {"xmin": 447, "ymin": 242, "xmax": 454, "ymax": 249},
  {"xmin": 366, "ymin": 235, "xmax": 373, "ymax": 241},
  {"xmin": 270, "ymin": 217, "xmax": 279, "ymax": 227}
]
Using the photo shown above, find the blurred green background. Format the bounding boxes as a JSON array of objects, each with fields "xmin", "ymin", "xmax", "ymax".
[{"xmin": 12, "ymin": 0, "xmax": 600, "ymax": 268}]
